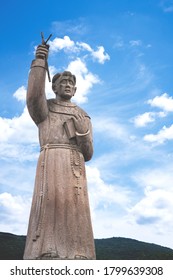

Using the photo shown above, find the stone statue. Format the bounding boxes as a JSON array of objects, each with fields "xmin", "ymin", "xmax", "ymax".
[{"xmin": 23, "ymin": 37, "xmax": 96, "ymax": 259}]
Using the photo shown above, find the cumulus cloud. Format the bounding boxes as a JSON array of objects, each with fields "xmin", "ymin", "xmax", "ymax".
[
  {"xmin": 67, "ymin": 58, "xmax": 100, "ymax": 103},
  {"xmin": 0, "ymin": 106, "xmax": 38, "ymax": 161},
  {"xmin": 77, "ymin": 42, "xmax": 110, "ymax": 64},
  {"xmin": 144, "ymin": 124, "xmax": 173, "ymax": 144},
  {"xmin": 128, "ymin": 166, "xmax": 173, "ymax": 237},
  {"xmin": 77, "ymin": 42, "xmax": 93, "ymax": 52},
  {"xmin": 129, "ymin": 187, "xmax": 173, "ymax": 225},
  {"xmin": 133, "ymin": 92, "xmax": 173, "ymax": 128},
  {"xmin": 13, "ymin": 86, "xmax": 27, "ymax": 102},
  {"xmin": 86, "ymin": 164, "xmax": 173, "ymax": 248},
  {"xmin": 133, "ymin": 111, "xmax": 166, "ymax": 127},
  {"xmin": 87, "ymin": 166, "xmax": 131, "ymax": 211},
  {"xmin": 91, "ymin": 46, "xmax": 110, "ymax": 64},
  {"xmin": 127, "ymin": 165, "xmax": 173, "ymax": 244},
  {"xmin": 133, "ymin": 112, "xmax": 155, "ymax": 127},
  {"xmin": 133, "ymin": 166, "xmax": 173, "ymax": 191},
  {"xmin": 86, "ymin": 165, "xmax": 131, "ymax": 234},
  {"xmin": 0, "ymin": 107, "xmax": 37, "ymax": 145},
  {"xmin": 49, "ymin": 36, "xmax": 110, "ymax": 64},
  {"xmin": 49, "ymin": 36, "xmax": 76, "ymax": 53},
  {"xmin": 148, "ymin": 93, "xmax": 173, "ymax": 112},
  {"xmin": 0, "ymin": 192, "xmax": 31, "ymax": 234}
]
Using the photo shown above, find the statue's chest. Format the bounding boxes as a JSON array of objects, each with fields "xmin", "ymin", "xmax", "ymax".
[
  {"xmin": 49, "ymin": 106, "xmax": 77, "ymax": 127},
  {"xmin": 48, "ymin": 106, "xmax": 77, "ymax": 142}
]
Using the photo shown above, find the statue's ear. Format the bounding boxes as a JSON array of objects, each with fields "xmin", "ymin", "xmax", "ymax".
[{"xmin": 73, "ymin": 87, "xmax": 77, "ymax": 95}]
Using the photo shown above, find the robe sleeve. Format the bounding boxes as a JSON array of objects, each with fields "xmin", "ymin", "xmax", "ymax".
[
  {"xmin": 26, "ymin": 58, "xmax": 49, "ymax": 125},
  {"xmin": 76, "ymin": 117, "xmax": 94, "ymax": 162}
]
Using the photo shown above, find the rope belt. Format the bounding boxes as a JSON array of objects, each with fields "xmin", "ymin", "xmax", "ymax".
[{"xmin": 40, "ymin": 143, "xmax": 81, "ymax": 153}]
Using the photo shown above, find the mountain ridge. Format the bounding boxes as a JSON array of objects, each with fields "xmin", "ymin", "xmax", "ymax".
[{"xmin": 0, "ymin": 232, "xmax": 173, "ymax": 260}]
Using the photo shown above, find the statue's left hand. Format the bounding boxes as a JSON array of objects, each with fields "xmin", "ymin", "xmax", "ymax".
[{"xmin": 73, "ymin": 115, "xmax": 90, "ymax": 134}]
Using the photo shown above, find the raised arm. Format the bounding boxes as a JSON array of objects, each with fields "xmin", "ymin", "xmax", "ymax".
[{"xmin": 27, "ymin": 45, "xmax": 49, "ymax": 125}]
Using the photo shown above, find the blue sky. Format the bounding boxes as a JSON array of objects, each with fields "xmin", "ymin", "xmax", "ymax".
[{"xmin": 1, "ymin": 0, "xmax": 173, "ymax": 249}]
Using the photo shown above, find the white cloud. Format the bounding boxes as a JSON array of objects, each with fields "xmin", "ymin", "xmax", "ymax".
[
  {"xmin": 0, "ymin": 106, "xmax": 38, "ymax": 161},
  {"xmin": 88, "ymin": 163, "xmax": 173, "ymax": 248},
  {"xmin": 86, "ymin": 165, "xmax": 132, "ymax": 237},
  {"xmin": 129, "ymin": 163, "xmax": 173, "ymax": 234},
  {"xmin": 144, "ymin": 124, "xmax": 173, "ymax": 144},
  {"xmin": 133, "ymin": 166, "xmax": 173, "ymax": 191},
  {"xmin": 129, "ymin": 187, "xmax": 173, "ymax": 224},
  {"xmin": 148, "ymin": 93, "xmax": 173, "ymax": 112},
  {"xmin": 132, "ymin": 92, "xmax": 173, "ymax": 128},
  {"xmin": 125, "ymin": 165, "xmax": 173, "ymax": 247},
  {"xmin": 13, "ymin": 86, "xmax": 27, "ymax": 102},
  {"xmin": 91, "ymin": 46, "xmax": 110, "ymax": 64},
  {"xmin": 0, "ymin": 107, "xmax": 37, "ymax": 145},
  {"xmin": 0, "ymin": 192, "xmax": 31, "ymax": 234},
  {"xmin": 49, "ymin": 36, "xmax": 110, "ymax": 64},
  {"xmin": 49, "ymin": 36, "xmax": 76, "ymax": 53},
  {"xmin": 133, "ymin": 111, "xmax": 166, "ymax": 127},
  {"xmin": 133, "ymin": 112, "xmax": 155, "ymax": 127},
  {"xmin": 67, "ymin": 58, "xmax": 100, "ymax": 103},
  {"xmin": 87, "ymin": 166, "xmax": 131, "ymax": 212},
  {"xmin": 77, "ymin": 42, "xmax": 110, "ymax": 63},
  {"xmin": 77, "ymin": 42, "xmax": 93, "ymax": 52}
]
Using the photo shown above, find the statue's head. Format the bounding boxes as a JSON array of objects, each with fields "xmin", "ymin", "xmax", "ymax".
[{"xmin": 52, "ymin": 71, "xmax": 77, "ymax": 101}]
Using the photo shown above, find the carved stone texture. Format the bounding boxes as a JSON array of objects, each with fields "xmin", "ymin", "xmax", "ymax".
[{"xmin": 23, "ymin": 44, "xmax": 95, "ymax": 260}]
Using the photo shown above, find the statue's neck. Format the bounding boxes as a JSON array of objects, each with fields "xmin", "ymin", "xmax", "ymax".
[{"xmin": 56, "ymin": 95, "xmax": 72, "ymax": 103}]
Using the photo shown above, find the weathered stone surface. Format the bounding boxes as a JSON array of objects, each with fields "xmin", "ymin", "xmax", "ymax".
[{"xmin": 23, "ymin": 43, "xmax": 95, "ymax": 259}]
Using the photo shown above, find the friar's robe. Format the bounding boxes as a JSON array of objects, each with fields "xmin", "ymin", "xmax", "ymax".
[{"xmin": 23, "ymin": 58, "xmax": 95, "ymax": 260}]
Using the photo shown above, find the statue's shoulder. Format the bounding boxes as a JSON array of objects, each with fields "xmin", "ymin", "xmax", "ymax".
[
  {"xmin": 75, "ymin": 105, "xmax": 90, "ymax": 118},
  {"xmin": 47, "ymin": 98, "xmax": 56, "ymax": 106},
  {"xmin": 47, "ymin": 98, "xmax": 58, "ymax": 112}
]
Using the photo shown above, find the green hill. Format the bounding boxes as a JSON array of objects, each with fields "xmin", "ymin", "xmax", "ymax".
[
  {"xmin": 95, "ymin": 237, "xmax": 173, "ymax": 259},
  {"xmin": 0, "ymin": 232, "xmax": 173, "ymax": 260}
]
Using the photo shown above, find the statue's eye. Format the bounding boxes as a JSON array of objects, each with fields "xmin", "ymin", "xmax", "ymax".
[{"xmin": 60, "ymin": 79, "xmax": 67, "ymax": 85}]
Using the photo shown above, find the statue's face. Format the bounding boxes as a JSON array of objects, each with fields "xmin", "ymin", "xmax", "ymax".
[{"xmin": 54, "ymin": 76, "xmax": 76, "ymax": 100}]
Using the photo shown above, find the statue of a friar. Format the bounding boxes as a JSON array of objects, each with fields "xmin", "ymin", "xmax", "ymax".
[{"xmin": 23, "ymin": 35, "xmax": 96, "ymax": 260}]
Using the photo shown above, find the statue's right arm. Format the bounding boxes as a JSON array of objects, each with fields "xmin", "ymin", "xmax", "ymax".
[{"xmin": 26, "ymin": 45, "xmax": 49, "ymax": 125}]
